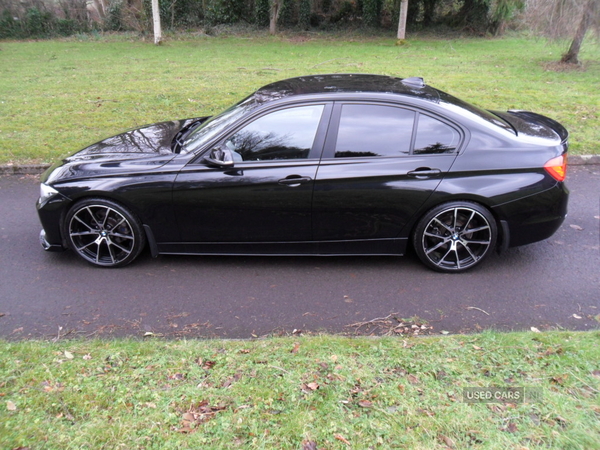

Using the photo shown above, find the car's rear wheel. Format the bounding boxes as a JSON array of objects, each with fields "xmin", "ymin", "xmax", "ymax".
[
  {"xmin": 64, "ymin": 198, "xmax": 145, "ymax": 268},
  {"xmin": 413, "ymin": 201, "xmax": 497, "ymax": 273}
]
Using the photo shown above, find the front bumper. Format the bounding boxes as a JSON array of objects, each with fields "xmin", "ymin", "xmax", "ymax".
[{"xmin": 39, "ymin": 229, "xmax": 66, "ymax": 252}]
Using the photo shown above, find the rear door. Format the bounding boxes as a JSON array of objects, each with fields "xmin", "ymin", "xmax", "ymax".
[{"xmin": 312, "ymin": 102, "xmax": 462, "ymax": 243}]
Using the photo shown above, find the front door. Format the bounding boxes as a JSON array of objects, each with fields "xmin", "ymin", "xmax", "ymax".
[{"xmin": 172, "ymin": 103, "xmax": 330, "ymax": 244}]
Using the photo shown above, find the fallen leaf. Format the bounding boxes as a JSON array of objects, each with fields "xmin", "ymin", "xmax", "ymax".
[
  {"xmin": 307, "ymin": 382, "xmax": 319, "ymax": 391},
  {"xmin": 407, "ymin": 374, "xmax": 420, "ymax": 385},
  {"xmin": 530, "ymin": 327, "xmax": 541, "ymax": 333},
  {"xmin": 438, "ymin": 434, "xmax": 455, "ymax": 448},
  {"xmin": 83, "ymin": 353, "xmax": 92, "ymax": 360},
  {"xmin": 64, "ymin": 351, "xmax": 74, "ymax": 359},
  {"xmin": 504, "ymin": 422, "xmax": 518, "ymax": 433},
  {"xmin": 551, "ymin": 374, "xmax": 568, "ymax": 385},
  {"xmin": 440, "ymin": 330, "xmax": 450, "ymax": 335},
  {"xmin": 302, "ymin": 440, "xmax": 318, "ymax": 450},
  {"xmin": 334, "ymin": 434, "xmax": 351, "ymax": 445},
  {"xmin": 7, "ymin": 400, "xmax": 16, "ymax": 411},
  {"xmin": 592, "ymin": 370, "xmax": 600, "ymax": 378},
  {"xmin": 291, "ymin": 342, "xmax": 300, "ymax": 354},
  {"xmin": 569, "ymin": 224, "xmax": 583, "ymax": 231},
  {"xmin": 358, "ymin": 400, "xmax": 373, "ymax": 408},
  {"xmin": 572, "ymin": 314, "xmax": 582, "ymax": 319},
  {"xmin": 182, "ymin": 412, "xmax": 195, "ymax": 422},
  {"xmin": 472, "ymin": 345, "xmax": 483, "ymax": 350}
]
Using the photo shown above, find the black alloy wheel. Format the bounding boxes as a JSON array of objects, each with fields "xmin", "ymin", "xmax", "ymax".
[
  {"xmin": 64, "ymin": 198, "xmax": 146, "ymax": 268},
  {"xmin": 413, "ymin": 201, "xmax": 497, "ymax": 273}
]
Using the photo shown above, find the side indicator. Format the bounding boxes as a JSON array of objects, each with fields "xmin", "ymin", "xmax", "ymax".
[{"xmin": 544, "ymin": 154, "xmax": 568, "ymax": 182}]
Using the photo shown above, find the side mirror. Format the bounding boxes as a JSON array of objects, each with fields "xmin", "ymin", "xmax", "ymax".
[{"xmin": 203, "ymin": 147, "xmax": 235, "ymax": 168}]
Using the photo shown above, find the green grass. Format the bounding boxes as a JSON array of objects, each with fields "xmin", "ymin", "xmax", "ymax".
[
  {"xmin": 0, "ymin": 34, "xmax": 598, "ymax": 164},
  {"xmin": 1, "ymin": 331, "xmax": 599, "ymax": 449}
]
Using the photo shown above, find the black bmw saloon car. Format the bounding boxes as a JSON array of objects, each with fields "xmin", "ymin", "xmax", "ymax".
[{"xmin": 37, "ymin": 74, "xmax": 569, "ymax": 272}]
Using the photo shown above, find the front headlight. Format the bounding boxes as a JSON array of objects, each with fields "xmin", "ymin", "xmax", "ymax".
[{"xmin": 39, "ymin": 183, "xmax": 59, "ymax": 206}]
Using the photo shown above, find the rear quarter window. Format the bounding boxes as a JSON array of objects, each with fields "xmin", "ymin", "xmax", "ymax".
[{"xmin": 413, "ymin": 114, "xmax": 461, "ymax": 154}]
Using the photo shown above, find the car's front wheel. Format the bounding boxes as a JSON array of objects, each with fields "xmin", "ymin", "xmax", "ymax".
[
  {"xmin": 413, "ymin": 201, "xmax": 497, "ymax": 273},
  {"xmin": 64, "ymin": 198, "xmax": 146, "ymax": 268}
]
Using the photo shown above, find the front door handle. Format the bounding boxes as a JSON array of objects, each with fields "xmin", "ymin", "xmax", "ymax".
[
  {"xmin": 407, "ymin": 168, "xmax": 442, "ymax": 179},
  {"xmin": 278, "ymin": 176, "xmax": 312, "ymax": 187}
]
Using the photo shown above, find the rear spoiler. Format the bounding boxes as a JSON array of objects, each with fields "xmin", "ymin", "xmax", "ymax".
[{"xmin": 507, "ymin": 110, "xmax": 569, "ymax": 143}]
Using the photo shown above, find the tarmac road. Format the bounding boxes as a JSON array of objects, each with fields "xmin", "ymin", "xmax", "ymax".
[{"xmin": 0, "ymin": 166, "xmax": 598, "ymax": 339}]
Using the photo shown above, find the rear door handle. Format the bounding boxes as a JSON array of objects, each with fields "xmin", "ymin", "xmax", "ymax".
[
  {"xmin": 407, "ymin": 168, "xmax": 442, "ymax": 179},
  {"xmin": 278, "ymin": 176, "xmax": 312, "ymax": 187}
]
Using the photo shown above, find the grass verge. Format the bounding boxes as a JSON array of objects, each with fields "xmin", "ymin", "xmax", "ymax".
[
  {"xmin": 0, "ymin": 34, "xmax": 599, "ymax": 165},
  {"xmin": 1, "ymin": 331, "xmax": 599, "ymax": 449}
]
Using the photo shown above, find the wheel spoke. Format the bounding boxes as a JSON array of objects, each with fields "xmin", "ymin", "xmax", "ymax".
[
  {"xmin": 432, "ymin": 217, "xmax": 453, "ymax": 234},
  {"xmin": 75, "ymin": 240, "xmax": 97, "ymax": 251},
  {"xmin": 70, "ymin": 231, "xmax": 99, "ymax": 237},
  {"xmin": 452, "ymin": 208, "xmax": 459, "ymax": 230},
  {"xmin": 463, "ymin": 225, "xmax": 489, "ymax": 234},
  {"xmin": 73, "ymin": 214, "xmax": 94, "ymax": 231},
  {"xmin": 109, "ymin": 232, "xmax": 134, "ymax": 240},
  {"xmin": 110, "ymin": 217, "xmax": 126, "ymax": 230},
  {"xmin": 105, "ymin": 241, "xmax": 117, "ymax": 265},
  {"xmin": 436, "ymin": 246, "xmax": 455, "ymax": 267},
  {"xmin": 462, "ymin": 210, "xmax": 476, "ymax": 231},
  {"xmin": 85, "ymin": 206, "xmax": 103, "ymax": 228},
  {"xmin": 462, "ymin": 239, "xmax": 490, "ymax": 245},
  {"xmin": 459, "ymin": 241, "xmax": 478, "ymax": 262},
  {"xmin": 426, "ymin": 239, "xmax": 450, "ymax": 255},
  {"xmin": 108, "ymin": 240, "xmax": 132, "ymax": 254}
]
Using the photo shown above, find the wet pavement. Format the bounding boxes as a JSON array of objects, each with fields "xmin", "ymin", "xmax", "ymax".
[{"xmin": 0, "ymin": 166, "xmax": 598, "ymax": 339}]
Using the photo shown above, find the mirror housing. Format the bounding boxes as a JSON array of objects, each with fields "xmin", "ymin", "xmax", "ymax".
[{"xmin": 203, "ymin": 147, "xmax": 235, "ymax": 168}]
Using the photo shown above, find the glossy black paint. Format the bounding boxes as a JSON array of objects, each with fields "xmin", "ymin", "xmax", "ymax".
[{"xmin": 37, "ymin": 74, "xmax": 569, "ymax": 270}]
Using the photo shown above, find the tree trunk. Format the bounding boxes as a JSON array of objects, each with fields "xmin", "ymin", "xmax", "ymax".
[
  {"xmin": 397, "ymin": 0, "xmax": 408, "ymax": 40},
  {"xmin": 269, "ymin": 0, "xmax": 282, "ymax": 35},
  {"xmin": 561, "ymin": 0, "xmax": 597, "ymax": 64},
  {"xmin": 152, "ymin": 0, "xmax": 162, "ymax": 45}
]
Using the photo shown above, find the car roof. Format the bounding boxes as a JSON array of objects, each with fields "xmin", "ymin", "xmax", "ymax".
[{"xmin": 254, "ymin": 74, "xmax": 440, "ymax": 104}]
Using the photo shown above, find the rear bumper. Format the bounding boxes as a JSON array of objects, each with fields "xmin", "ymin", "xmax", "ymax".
[{"xmin": 493, "ymin": 182, "xmax": 569, "ymax": 248}]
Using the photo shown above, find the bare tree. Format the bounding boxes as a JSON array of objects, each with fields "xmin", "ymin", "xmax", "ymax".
[
  {"xmin": 152, "ymin": 0, "xmax": 162, "ymax": 45},
  {"xmin": 397, "ymin": 0, "xmax": 408, "ymax": 40},
  {"xmin": 270, "ymin": 0, "xmax": 283, "ymax": 35},
  {"xmin": 561, "ymin": 0, "xmax": 599, "ymax": 63},
  {"xmin": 527, "ymin": 0, "xmax": 600, "ymax": 64}
]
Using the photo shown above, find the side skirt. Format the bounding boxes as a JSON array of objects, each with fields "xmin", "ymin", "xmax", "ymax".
[{"xmin": 156, "ymin": 238, "xmax": 408, "ymax": 256}]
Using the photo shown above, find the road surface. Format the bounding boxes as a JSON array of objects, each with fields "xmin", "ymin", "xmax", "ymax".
[{"xmin": 0, "ymin": 166, "xmax": 598, "ymax": 339}]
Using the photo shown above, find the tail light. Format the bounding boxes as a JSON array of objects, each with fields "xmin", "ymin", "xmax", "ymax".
[{"xmin": 544, "ymin": 154, "xmax": 568, "ymax": 182}]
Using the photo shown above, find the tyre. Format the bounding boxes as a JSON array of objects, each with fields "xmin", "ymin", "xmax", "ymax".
[
  {"xmin": 63, "ymin": 198, "xmax": 146, "ymax": 268},
  {"xmin": 413, "ymin": 201, "xmax": 497, "ymax": 273}
]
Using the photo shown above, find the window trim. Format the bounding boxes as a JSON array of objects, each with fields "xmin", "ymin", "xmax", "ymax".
[{"xmin": 322, "ymin": 101, "xmax": 464, "ymax": 160}]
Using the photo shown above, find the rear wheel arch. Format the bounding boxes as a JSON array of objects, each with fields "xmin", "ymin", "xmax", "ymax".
[{"xmin": 411, "ymin": 200, "xmax": 499, "ymax": 273}]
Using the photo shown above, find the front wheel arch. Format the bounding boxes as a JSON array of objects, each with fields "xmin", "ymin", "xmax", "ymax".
[
  {"xmin": 62, "ymin": 197, "xmax": 146, "ymax": 268},
  {"xmin": 411, "ymin": 200, "xmax": 498, "ymax": 273}
]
